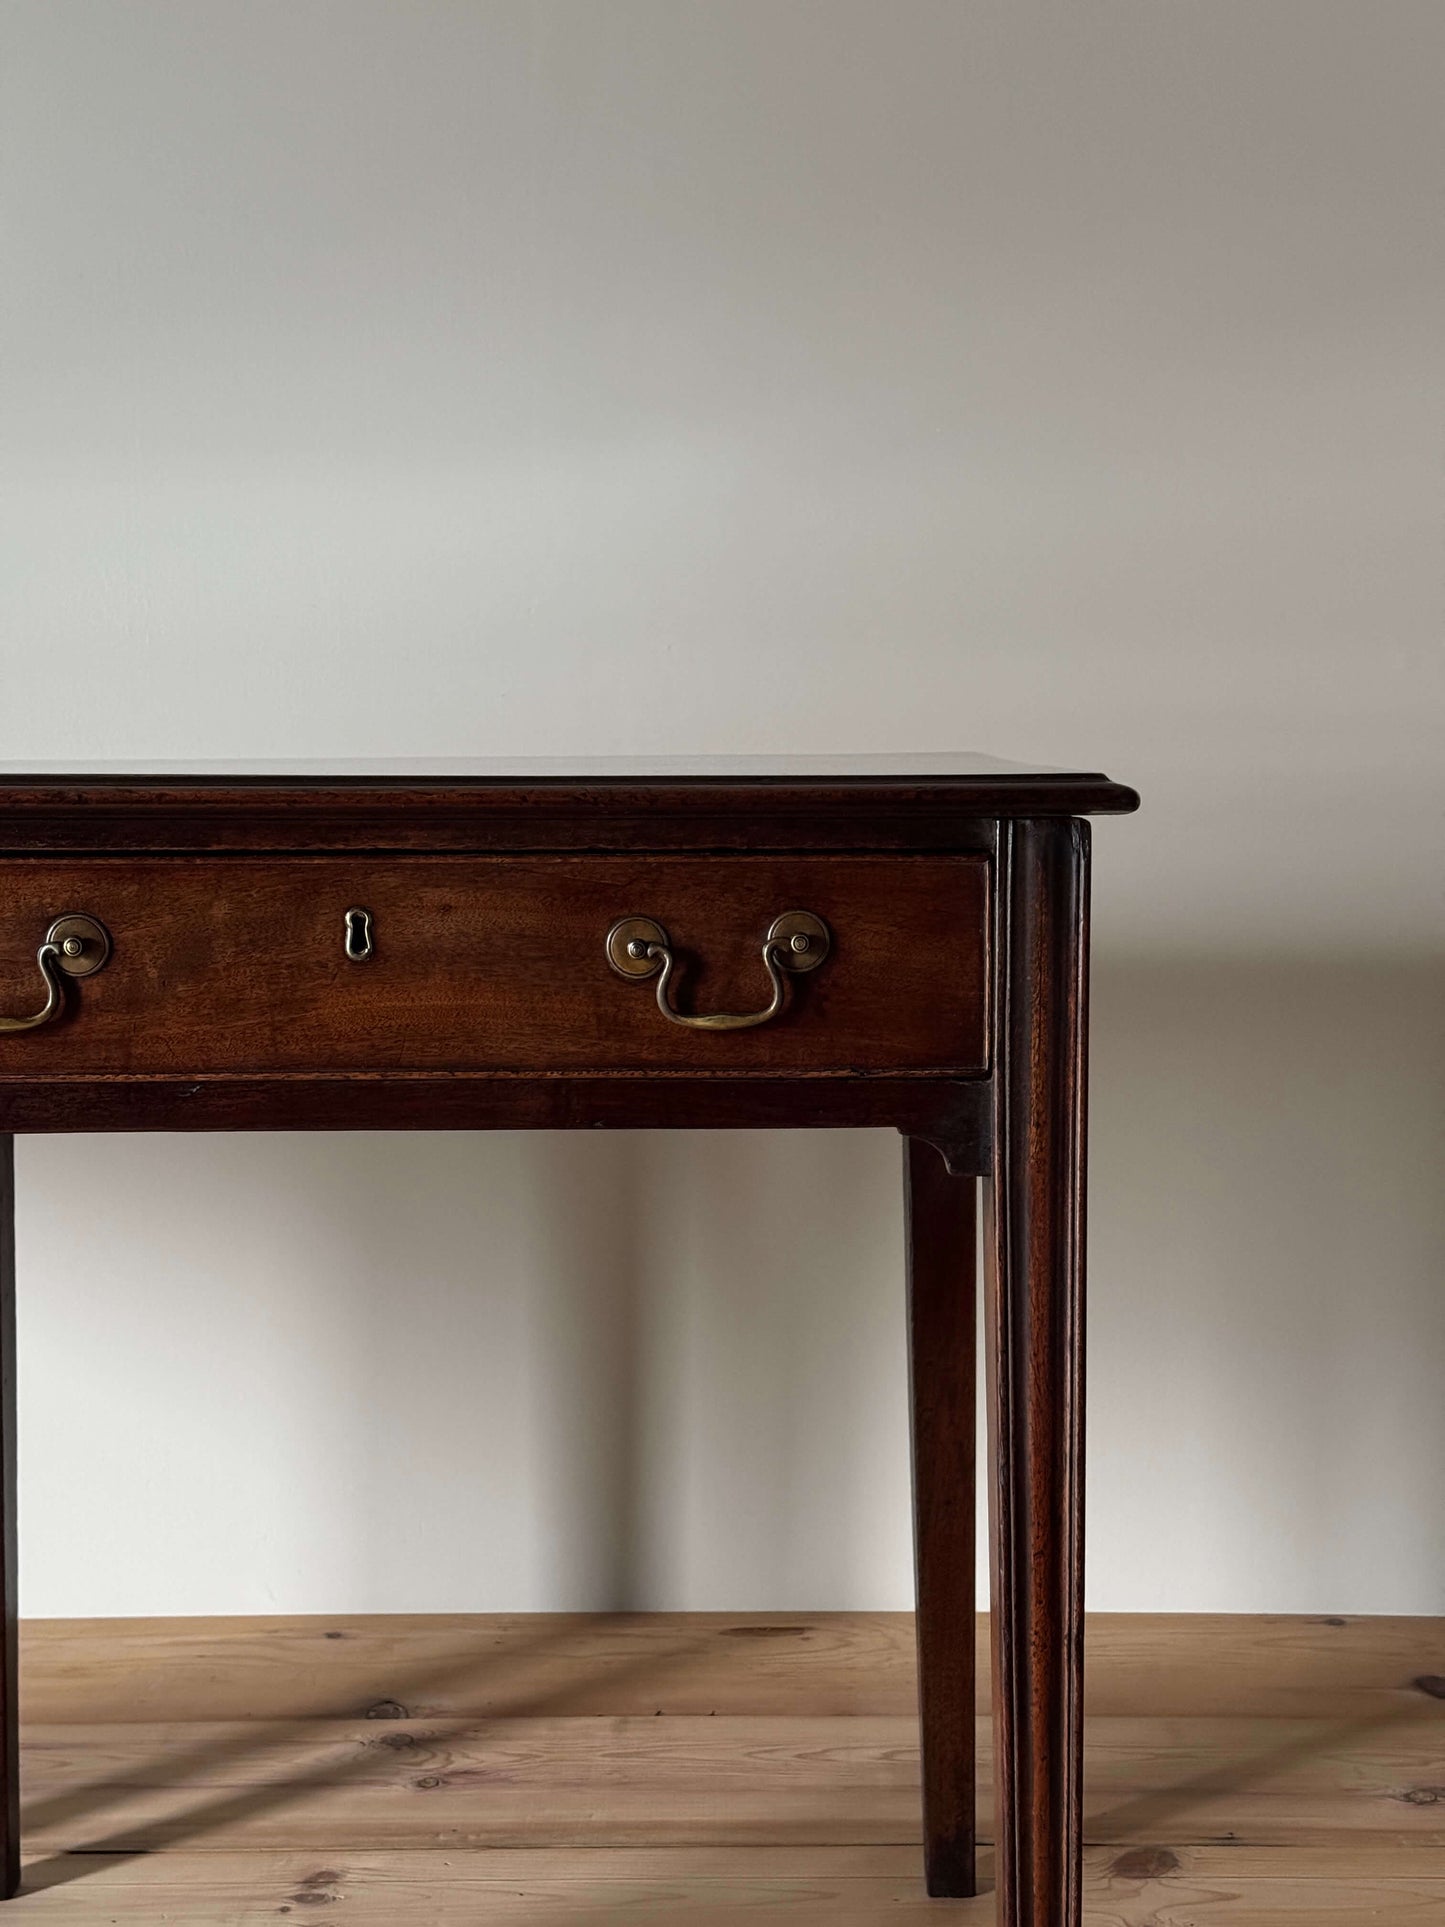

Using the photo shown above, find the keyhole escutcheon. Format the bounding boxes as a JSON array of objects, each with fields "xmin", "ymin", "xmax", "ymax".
[{"xmin": 344, "ymin": 908, "xmax": 374, "ymax": 962}]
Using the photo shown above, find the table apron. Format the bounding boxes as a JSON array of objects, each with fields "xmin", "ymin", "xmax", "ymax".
[{"xmin": 0, "ymin": 1072, "xmax": 992, "ymax": 1168}]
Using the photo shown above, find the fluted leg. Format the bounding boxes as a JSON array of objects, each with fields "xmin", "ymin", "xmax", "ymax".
[{"xmin": 984, "ymin": 820, "xmax": 1089, "ymax": 1927}]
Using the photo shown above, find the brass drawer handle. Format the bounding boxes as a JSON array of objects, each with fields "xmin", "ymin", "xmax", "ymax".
[
  {"xmin": 606, "ymin": 910, "xmax": 830, "ymax": 1032},
  {"xmin": 0, "ymin": 915, "xmax": 111, "ymax": 1035}
]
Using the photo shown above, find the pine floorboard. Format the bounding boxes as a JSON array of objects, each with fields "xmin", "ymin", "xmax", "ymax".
[{"xmin": 7, "ymin": 1613, "xmax": 1443, "ymax": 1922}]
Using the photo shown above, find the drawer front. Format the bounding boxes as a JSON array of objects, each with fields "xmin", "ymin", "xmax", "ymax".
[{"xmin": 0, "ymin": 856, "xmax": 988, "ymax": 1076}]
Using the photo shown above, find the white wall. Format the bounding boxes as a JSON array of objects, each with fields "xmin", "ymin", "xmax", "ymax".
[{"xmin": 2, "ymin": 2, "xmax": 1441, "ymax": 1615}]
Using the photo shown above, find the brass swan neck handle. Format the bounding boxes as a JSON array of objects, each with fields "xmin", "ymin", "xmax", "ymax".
[
  {"xmin": 606, "ymin": 911, "xmax": 830, "ymax": 1032},
  {"xmin": 0, "ymin": 916, "xmax": 112, "ymax": 1035}
]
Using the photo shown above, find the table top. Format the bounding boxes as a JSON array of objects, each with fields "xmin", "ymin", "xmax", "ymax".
[
  {"xmin": 0, "ymin": 754, "xmax": 1137, "ymax": 804},
  {"xmin": 0, "ymin": 754, "xmax": 1097, "ymax": 775},
  {"xmin": 0, "ymin": 755, "xmax": 1136, "ymax": 852}
]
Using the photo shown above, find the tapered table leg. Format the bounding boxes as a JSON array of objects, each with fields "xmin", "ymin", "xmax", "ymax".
[
  {"xmin": 984, "ymin": 820, "xmax": 1089, "ymax": 1927},
  {"xmin": 0, "ymin": 1140, "xmax": 18, "ymax": 1896},
  {"xmin": 904, "ymin": 1135, "xmax": 977, "ymax": 1897}
]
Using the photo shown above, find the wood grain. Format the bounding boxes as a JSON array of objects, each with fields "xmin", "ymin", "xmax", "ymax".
[
  {"xmin": 985, "ymin": 820, "xmax": 1090, "ymax": 1927},
  {"xmin": 0, "ymin": 856, "xmax": 989, "ymax": 1078},
  {"xmin": 0, "ymin": 762, "xmax": 1139, "ymax": 857},
  {"xmin": 17, "ymin": 1714, "xmax": 1445, "ymax": 1851},
  {"xmin": 5, "ymin": 1847, "xmax": 1441, "ymax": 1924},
  {"xmin": 4, "ymin": 1615, "xmax": 1441, "ymax": 1921},
  {"xmin": 20, "ymin": 1614, "xmax": 1445, "ymax": 1724}
]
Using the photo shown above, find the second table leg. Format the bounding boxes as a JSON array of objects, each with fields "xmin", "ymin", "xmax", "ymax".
[
  {"xmin": 904, "ymin": 1135, "xmax": 978, "ymax": 1897},
  {"xmin": 0, "ymin": 1139, "xmax": 19, "ymax": 1898}
]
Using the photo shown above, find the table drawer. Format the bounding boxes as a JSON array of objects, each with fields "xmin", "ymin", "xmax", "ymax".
[{"xmin": 0, "ymin": 856, "xmax": 989, "ymax": 1077}]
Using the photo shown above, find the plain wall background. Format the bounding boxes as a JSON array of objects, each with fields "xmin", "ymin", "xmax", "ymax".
[{"xmin": 1, "ymin": 2, "xmax": 1441, "ymax": 1614}]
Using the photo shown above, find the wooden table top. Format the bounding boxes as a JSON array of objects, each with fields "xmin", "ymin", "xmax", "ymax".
[
  {"xmin": 0, "ymin": 756, "xmax": 1138, "ymax": 850},
  {"xmin": 0, "ymin": 753, "xmax": 1132, "ymax": 787}
]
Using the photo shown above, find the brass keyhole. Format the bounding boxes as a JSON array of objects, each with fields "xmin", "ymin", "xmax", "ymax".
[{"xmin": 344, "ymin": 908, "xmax": 374, "ymax": 962}]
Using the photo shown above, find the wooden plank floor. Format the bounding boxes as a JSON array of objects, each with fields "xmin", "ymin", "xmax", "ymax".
[{"xmin": 11, "ymin": 1613, "xmax": 1445, "ymax": 1922}]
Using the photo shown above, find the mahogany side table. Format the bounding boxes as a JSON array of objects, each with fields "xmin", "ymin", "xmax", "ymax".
[{"xmin": 0, "ymin": 756, "xmax": 1137, "ymax": 1923}]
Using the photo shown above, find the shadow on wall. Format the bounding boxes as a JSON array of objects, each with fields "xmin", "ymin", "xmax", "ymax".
[
  {"xmin": 15, "ymin": 953, "xmax": 1444, "ymax": 1616},
  {"xmin": 1088, "ymin": 952, "xmax": 1445, "ymax": 1613}
]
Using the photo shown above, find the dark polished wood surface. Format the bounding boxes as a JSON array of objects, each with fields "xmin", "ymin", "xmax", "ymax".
[
  {"xmin": 0, "ymin": 759, "xmax": 1131, "ymax": 1924},
  {"xmin": 0, "ymin": 760, "xmax": 1138, "ymax": 853},
  {"xmin": 985, "ymin": 820, "xmax": 1089, "ymax": 1927},
  {"xmin": 0, "ymin": 1073, "xmax": 995, "ymax": 1145},
  {"xmin": 0, "ymin": 855, "xmax": 988, "ymax": 1079},
  {"xmin": 0, "ymin": 1142, "xmax": 15, "ymax": 1899},
  {"xmin": 905, "ymin": 1137, "xmax": 979, "ymax": 1897},
  {"xmin": 0, "ymin": 753, "xmax": 1135, "ymax": 783}
]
